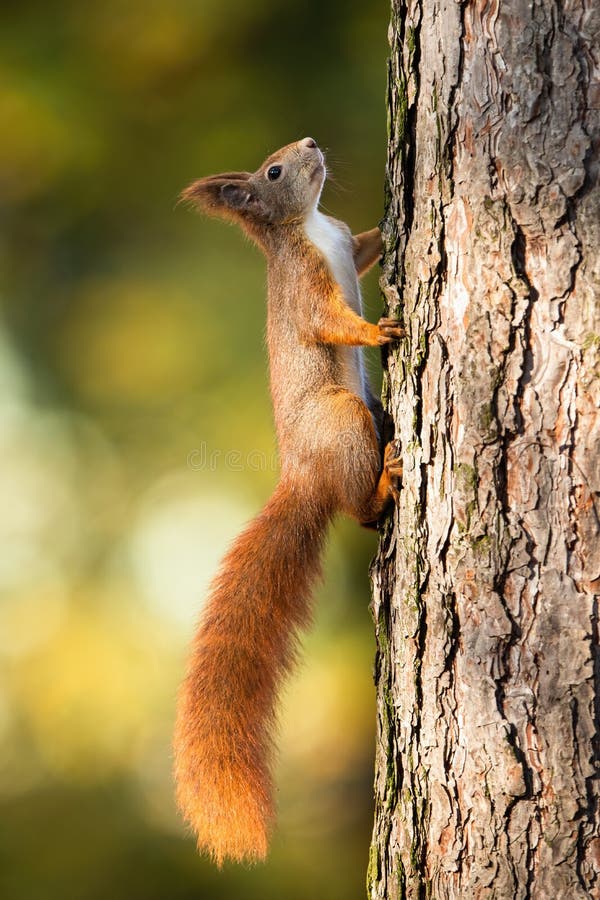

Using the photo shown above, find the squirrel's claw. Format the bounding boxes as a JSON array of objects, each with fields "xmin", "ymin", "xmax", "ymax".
[
  {"xmin": 377, "ymin": 317, "xmax": 405, "ymax": 344},
  {"xmin": 383, "ymin": 441, "xmax": 403, "ymax": 502}
]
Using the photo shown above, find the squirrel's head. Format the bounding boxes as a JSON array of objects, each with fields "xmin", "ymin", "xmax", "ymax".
[{"xmin": 181, "ymin": 137, "xmax": 326, "ymax": 238}]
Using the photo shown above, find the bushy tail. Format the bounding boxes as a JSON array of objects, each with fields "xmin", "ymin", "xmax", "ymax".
[{"xmin": 173, "ymin": 477, "xmax": 332, "ymax": 865}]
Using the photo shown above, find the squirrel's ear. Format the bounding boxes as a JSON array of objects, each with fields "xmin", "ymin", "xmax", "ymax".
[{"xmin": 180, "ymin": 173, "xmax": 269, "ymax": 221}]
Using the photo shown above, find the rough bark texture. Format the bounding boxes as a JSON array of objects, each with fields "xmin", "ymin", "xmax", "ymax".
[{"xmin": 368, "ymin": 0, "xmax": 600, "ymax": 897}]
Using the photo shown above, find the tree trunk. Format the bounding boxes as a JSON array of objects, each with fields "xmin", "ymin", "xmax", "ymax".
[{"xmin": 368, "ymin": 1, "xmax": 600, "ymax": 897}]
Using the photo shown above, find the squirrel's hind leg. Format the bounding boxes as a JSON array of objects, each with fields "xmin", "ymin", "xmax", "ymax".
[
  {"xmin": 358, "ymin": 441, "xmax": 402, "ymax": 528},
  {"xmin": 314, "ymin": 391, "xmax": 401, "ymax": 524}
]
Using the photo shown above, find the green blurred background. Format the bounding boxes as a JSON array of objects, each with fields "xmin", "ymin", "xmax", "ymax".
[{"xmin": 0, "ymin": 2, "xmax": 389, "ymax": 897}]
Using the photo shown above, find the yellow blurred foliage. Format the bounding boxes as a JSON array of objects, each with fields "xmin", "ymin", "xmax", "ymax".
[
  {"xmin": 8, "ymin": 594, "xmax": 179, "ymax": 783},
  {"xmin": 1, "ymin": 0, "xmax": 389, "ymax": 894},
  {"xmin": 0, "ymin": 69, "xmax": 105, "ymax": 202},
  {"xmin": 55, "ymin": 278, "xmax": 214, "ymax": 403}
]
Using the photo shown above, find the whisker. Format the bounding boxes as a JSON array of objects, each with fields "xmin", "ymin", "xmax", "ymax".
[
  {"xmin": 318, "ymin": 200, "xmax": 337, "ymax": 215},
  {"xmin": 323, "ymin": 152, "xmax": 350, "ymax": 169},
  {"xmin": 324, "ymin": 171, "xmax": 349, "ymax": 196}
]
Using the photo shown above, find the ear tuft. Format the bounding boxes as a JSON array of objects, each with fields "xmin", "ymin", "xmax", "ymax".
[
  {"xmin": 179, "ymin": 171, "xmax": 251, "ymax": 213},
  {"xmin": 179, "ymin": 172, "xmax": 268, "ymax": 224}
]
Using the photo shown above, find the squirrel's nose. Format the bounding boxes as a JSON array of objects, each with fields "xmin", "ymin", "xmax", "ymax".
[{"xmin": 300, "ymin": 137, "xmax": 317, "ymax": 149}]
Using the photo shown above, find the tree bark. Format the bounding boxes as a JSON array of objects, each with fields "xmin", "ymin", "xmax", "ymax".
[{"xmin": 368, "ymin": 1, "xmax": 600, "ymax": 897}]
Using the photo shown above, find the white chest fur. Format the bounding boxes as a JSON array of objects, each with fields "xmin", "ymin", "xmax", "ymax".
[
  {"xmin": 303, "ymin": 209, "xmax": 369, "ymax": 403},
  {"xmin": 304, "ymin": 210, "xmax": 361, "ymax": 314}
]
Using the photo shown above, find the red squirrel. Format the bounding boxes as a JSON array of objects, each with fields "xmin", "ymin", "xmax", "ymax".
[{"xmin": 174, "ymin": 137, "xmax": 403, "ymax": 865}]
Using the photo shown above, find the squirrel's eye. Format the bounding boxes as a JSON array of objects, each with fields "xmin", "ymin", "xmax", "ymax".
[{"xmin": 267, "ymin": 165, "xmax": 282, "ymax": 181}]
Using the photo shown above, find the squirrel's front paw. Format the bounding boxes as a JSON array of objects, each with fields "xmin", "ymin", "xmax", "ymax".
[{"xmin": 376, "ymin": 317, "xmax": 405, "ymax": 344}]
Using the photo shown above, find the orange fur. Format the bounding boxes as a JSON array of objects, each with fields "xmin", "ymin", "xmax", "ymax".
[
  {"xmin": 353, "ymin": 227, "xmax": 384, "ymax": 276},
  {"xmin": 173, "ymin": 479, "xmax": 331, "ymax": 865},
  {"xmin": 304, "ymin": 282, "xmax": 382, "ymax": 346},
  {"xmin": 175, "ymin": 138, "xmax": 403, "ymax": 865}
]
